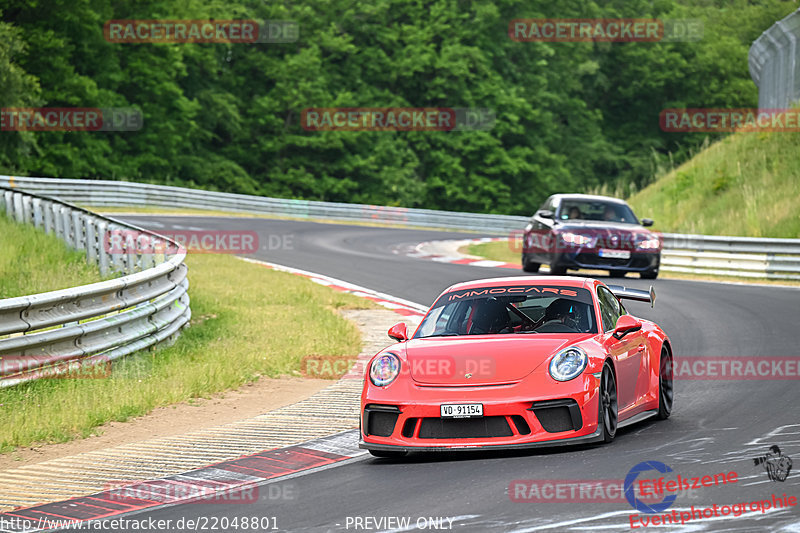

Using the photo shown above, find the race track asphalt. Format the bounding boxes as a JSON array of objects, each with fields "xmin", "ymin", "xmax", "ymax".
[{"xmin": 75, "ymin": 215, "xmax": 799, "ymax": 533}]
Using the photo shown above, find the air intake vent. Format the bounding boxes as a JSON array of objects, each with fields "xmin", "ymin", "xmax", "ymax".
[{"xmin": 529, "ymin": 399, "xmax": 582, "ymax": 433}]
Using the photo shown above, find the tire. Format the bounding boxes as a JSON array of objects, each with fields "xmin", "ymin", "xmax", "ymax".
[
  {"xmin": 609, "ymin": 270, "xmax": 626, "ymax": 278},
  {"xmin": 522, "ymin": 255, "xmax": 540, "ymax": 273},
  {"xmin": 368, "ymin": 449, "xmax": 408, "ymax": 459},
  {"xmin": 657, "ymin": 346, "xmax": 673, "ymax": 420},
  {"xmin": 641, "ymin": 269, "xmax": 659, "ymax": 280},
  {"xmin": 599, "ymin": 363, "xmax": 618, "ymax": 443},
  {"xmin": 549, "ymin": 264, "xmax": 567, "ymax": 275}
]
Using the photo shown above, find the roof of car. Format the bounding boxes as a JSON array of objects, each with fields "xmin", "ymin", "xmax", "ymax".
[
  {"xmin": 443, "ymin": 276, "xmax": 597, "ymax": 293},
  {"xmin": 551, "ymin": 194, "xmax": 629, "ymax": 205}
]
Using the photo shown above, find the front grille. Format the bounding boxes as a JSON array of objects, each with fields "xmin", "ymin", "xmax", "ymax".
[
  {"xmin": 530, "ymin": 399, "xmax": 582, "ymax": 433},
  {"xmin": 364, "ymin": 405, "xmax": 400, "ymax": 437},
  {"xmin": 418, "ymin": 416, "xmax": 513, "ymax": 439},
  {"xmin": 576, "ymin": 253, "xmax": 631, "ymax": 267}
]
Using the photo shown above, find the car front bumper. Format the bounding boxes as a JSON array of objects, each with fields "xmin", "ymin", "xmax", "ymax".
[{"xmin": 360, "ymin": 373, "xmax": 603, "ymax": 451}]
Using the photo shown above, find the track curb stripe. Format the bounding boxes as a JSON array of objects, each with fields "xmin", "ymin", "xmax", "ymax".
[
  {"xmin": 0, "ymin": 432, "xmax": 362, "ymax": 532},
  {"xmin": 0, "ymin": 261, "xmax": 425, "ymax": 531}
]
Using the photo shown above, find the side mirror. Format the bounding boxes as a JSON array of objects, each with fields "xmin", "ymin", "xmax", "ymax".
[
  {"xmin": 612, "ymin": 315, "xmax": 642, "ymax": 340},
  {"xmin": 641, "ymin": 218, "xmax": 654, "ymax": 227},
  {"xmin": 388, "ymin": 322, "xmax": 408, "ymax": 342},
  {"xmin": 537, "ymin": 209, "xmax": 554, "ymax": 219}
]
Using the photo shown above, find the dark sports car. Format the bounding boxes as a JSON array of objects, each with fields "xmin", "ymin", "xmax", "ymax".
[{"xmin": 521, "ymin": 194, "xmax": 661, "ymax": 279}]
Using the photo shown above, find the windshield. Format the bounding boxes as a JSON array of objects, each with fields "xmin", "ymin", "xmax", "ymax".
[
  {"xmin": 415, "ymin": 285, "xmax": 597, "ymax": 337},
  {"xmin": 557, "ymin": 200, "xmax": 639, "ymax": 224}
]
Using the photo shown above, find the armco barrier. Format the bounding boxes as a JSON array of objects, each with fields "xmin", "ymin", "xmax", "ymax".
[
  {"xmin": 749, "ymin": 8, "xmax": 800, "ymax": 109},
  {"xmin": 1, "ymin": 176, "xmax": 799, "ymax": 281},
  {"xmin": 0, "ymin": 185, "xmax": 190, "ymax": 388}
]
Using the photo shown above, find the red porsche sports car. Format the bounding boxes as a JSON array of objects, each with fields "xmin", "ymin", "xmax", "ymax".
[{"xmin": 359, "ymin": 276, "xmax": 673, "ymax": 457}]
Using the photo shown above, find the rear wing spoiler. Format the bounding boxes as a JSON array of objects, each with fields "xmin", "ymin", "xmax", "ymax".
[{"xmin": 607, "ymin": 285, "xmax": 656, "ymax": 308}]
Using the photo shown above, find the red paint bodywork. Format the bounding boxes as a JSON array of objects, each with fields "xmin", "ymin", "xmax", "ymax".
[{"xmin": 360, "ymin": 276, "xmax": 671, "ymax": 452}]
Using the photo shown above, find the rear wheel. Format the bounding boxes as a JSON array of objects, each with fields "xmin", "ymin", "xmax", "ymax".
[
  {"xmin": 522, "ymin": 254, "xmax": 540, "ymax": 273},
  {"xmin": 657, "ymin": 347, "xmax": 673, "ymax": 420},
  {"xmin": 641, "ymin": 269, "xmax": 659, "ymax": 279},
  {"xmin": 600, "ymin": 363, "xmax": 618, "ymax": 443},
  {"xmin": 368, "ymin": 449, "xmax": 408, "ymax": 459}
]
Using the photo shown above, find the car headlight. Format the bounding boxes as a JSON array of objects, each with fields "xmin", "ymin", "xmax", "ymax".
[
  {"xmin": 370, "ymin": 353, "xmax": 401, "ymax": 386},
  {"xmin": 560, "ymin": 232, "xmax": 592, "ymax": 246},
  {"xmin": 549, "ymin": 347, "xmax": 588, "ymax": 381},
  {"xmin": 637, "ymin": 237, "xmax": 661, "ymax": 250}
]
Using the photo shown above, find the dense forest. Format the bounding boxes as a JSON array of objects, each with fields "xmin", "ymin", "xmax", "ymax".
[{"xmin": 0, "ymin": 0, "xmax": 796, "ymax": 215}]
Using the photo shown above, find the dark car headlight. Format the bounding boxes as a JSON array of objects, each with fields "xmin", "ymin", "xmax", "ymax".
[
  {"xmin": 369, "ymin": 353, "xmax": 401, "ymax": 387},
  {"xmin": 549, "ymin": 347, "xmax": 588, "ymax": 381},
  {"xmin": 637, "ymin": 236, "xmax": 661, "ymax": 250}
]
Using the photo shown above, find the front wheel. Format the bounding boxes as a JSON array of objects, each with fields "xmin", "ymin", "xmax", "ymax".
[
  {"xmin": 600, "ymin": 363, "xmax": 618, "ymax": 443},
  {"xmin": 549, "ymin": 263, "xmax": 567, "ymax": 275},
  {"xmin": 522, "ymin": 254, "xmax": 540, "ymax": 273},
  {"xmin": 641, "ymin": 269, "xmax": 659, "ymax": 279},
  {"xmin": 657, "ymin": 347, "xmax": 673, "ymax": 420}
]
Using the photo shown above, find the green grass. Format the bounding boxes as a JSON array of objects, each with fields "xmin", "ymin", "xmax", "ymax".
[
  {"xmin": 465, "ymin": 241, "xmax": 520, "ymax": 265},
  {"xmin": 627, "ymin": 128, "xmax": 800, "ymax": 238},
  {"xmin": 0, "ymin": 253, "xmax": 371, "ymax": 453},
  {"xmin": 0, "ymin": 214, "xmax": 106, "ymax": 298}
]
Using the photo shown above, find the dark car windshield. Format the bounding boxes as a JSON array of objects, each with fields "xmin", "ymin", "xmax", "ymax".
[
  {"xmin": 415, "ymin": 286, "xmax": 597, "ymax": 337},
  {"xmin": 557, "ymin": 200, "xmax": 639, "ymax": 224}
]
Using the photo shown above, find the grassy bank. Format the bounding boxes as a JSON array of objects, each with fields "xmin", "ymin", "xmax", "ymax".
[
  {"xmin": 0, "ymin": 214, "xmax": 105, "ymax": 298},
  {"xmin": 627, "ymin": 129, "xmax": 800, "ymax": 238},
  {"xmin": 465, "ymin": 241, "xmax": 520, "ymax": 266},
  {"xmin": 0, "ymin": 250, "xmax": 370, "ymax": 453}
]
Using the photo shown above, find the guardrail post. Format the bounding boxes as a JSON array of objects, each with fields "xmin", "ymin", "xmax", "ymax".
[
  {"xmin": 97, "ymin": 221, "xmax": 110, "ymax": 276},
  {"xmin": 43, "ymin": 200, "xmax": 54, "ymax": 234},
  {"xmin": 22, "ymin": 195, "xmax": 33, "ymax": 225},
  {"xmin": 13, "ymin": 193, "xmax": 24, "ymax": 224},
  {"xmin": 109, "ymin": 224, "xmax": 125, "ymax": 273},
  {"xmin": 3, "ymin": 191, "xmax": 12, "ymax": 218},
  {"xmin": 84, "ymin": 215, "xmax": 98, "ymax": 265},
  {"xmin": 59, "ymin": 207, "xmax": 72, "ymax": 245},
  {"xmin": 71, "ymin": 210, "xmax": 84, "ymax": 251},
  {"xmin": 32, "ymin": 198, "xmax": 43, "ymax": 228}
]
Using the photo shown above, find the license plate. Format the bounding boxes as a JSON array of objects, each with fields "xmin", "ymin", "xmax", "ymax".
[
  {"xmin": 599, "ymin": 249, "xmax": 631, "ymax": 259},
  {"xmin": 440, "ymin": 403, "xmax": 483, "ymax": 418}
]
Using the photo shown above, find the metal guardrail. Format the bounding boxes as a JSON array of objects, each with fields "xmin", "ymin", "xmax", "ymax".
[
  {"xmin": 750, "ymin": 8, "xmax": 800, "ymax": 109},
  {"xmin": 1, "ymin": 176, "xmax": 799, "ymax": 281},
  {"xmin": 660, "ymin": 233, "xmax": 800, "ymax": 280},
  {"xmin": 0, "ymin": 186, "xmax": 190, "ymax": 388},
  {"xmin": 0, "ymin": 176, "xmax": 529, "ymax": 234}
]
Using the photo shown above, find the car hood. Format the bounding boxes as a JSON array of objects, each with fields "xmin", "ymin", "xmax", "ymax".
[
  {"xmin": 405, "ymin": 336, "xmax": 584, "ymax": 385},
  {"xmin": 555, "ymin": 221, "xmax": 655, "ymax": 248}
]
